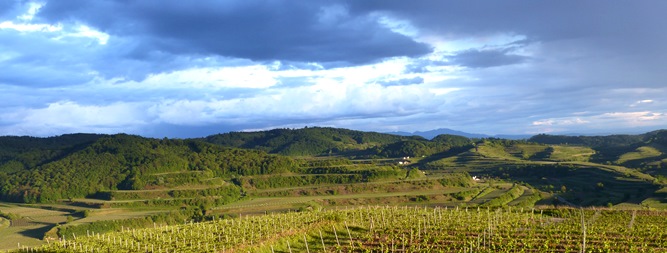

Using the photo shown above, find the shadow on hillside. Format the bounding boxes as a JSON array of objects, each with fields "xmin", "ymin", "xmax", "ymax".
[
  {"xmin": 17, "ymin": 222, "xmax": 57, "ymax": 240},
  {"xmin": 417, "ymin": 145, "xmax": 473, "ymax": 166},
  {"xmin": 481, "ymin": 163, "xmax": 661, "ymax": 206}
]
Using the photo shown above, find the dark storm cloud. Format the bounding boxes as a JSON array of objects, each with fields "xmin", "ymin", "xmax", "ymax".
[
  {"xmin": 2, "ymin": 0, "xmax": 666, "ymax": 137},
  {"xmin": 35, "ymin": 0, "xmax": 432, "ymax": 65},
  {"xmin": 449, "ymin": 49, "xmax": 528, "ymax": 68},
  {"xmin": 348, "ymin": 1, "xmax": 667, "ymax": 40},
  {"xmin": 351, "ymin": 1, "xmax": 667, "ymax": 72}
]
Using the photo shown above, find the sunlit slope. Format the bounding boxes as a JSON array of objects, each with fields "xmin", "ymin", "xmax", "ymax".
[
  {"xmin": 617, "ymin": 146, "xmax": 662, "ymax": 163},
  {"xmin": 28, "ymin": 207, "xmax": 667, "ymax": 253}
]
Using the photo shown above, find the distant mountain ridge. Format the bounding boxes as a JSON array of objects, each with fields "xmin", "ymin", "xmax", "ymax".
[{"xmin": 388, "ymin": 128, "xmax": 530, "ymax": 140}]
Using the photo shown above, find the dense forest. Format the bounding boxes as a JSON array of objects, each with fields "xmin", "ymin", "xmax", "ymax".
[
  {"xmin": 0, "ymin": 134, "xmax": 294, "ymax": 203},
  {"xmin": 201, "ymin": 127, "xmax": 421, "ymax": 156},
  {"xmin": 528, "ymin": 130, "xmax": 667, "ymax": 149},
  {"xmin": 201, "ymin": 127, "xmax": 474, "ymax": 158}
]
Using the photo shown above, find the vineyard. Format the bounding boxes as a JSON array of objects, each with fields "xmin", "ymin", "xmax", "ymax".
[{"xmin": 20, "ymin": 206, "xmax": 667, "ymax": 252}]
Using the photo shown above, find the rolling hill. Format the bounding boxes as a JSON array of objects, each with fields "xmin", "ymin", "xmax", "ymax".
[{"xmin": 1, "ymin": 127, "xmax": 667, "ymax": 251}]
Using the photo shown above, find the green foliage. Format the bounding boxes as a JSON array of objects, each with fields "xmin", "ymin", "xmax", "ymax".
[
  {"xmin": 406, "ymin": 168, "xmax": 425, "ymax": 179},
  {"xmin": 616, "ymin": 146, "xmax": 662, "ymax": 164},
  {"xmin": 0, "ymin": 134, "xmax": 103, "ymax": 172},
  {"xmin": 298, "ymin": 158, "xmax": 352, "ymax": 168},
  {"xmin": 202, "ymin": 127, "xmax": 414, "ymax": 156},
  {"xmin": 235, "ymin": 174, "xmax": 364, "ymax": 190},
  {"xmin": 647, "ymin": 130, "xmax": 667, "ymax": 146},
  {"xmin": 56, "ymin": 207, "xmax": 210, "ymax": 238},
  {"xmin": 374, "ymin": 135, "xmax": 472, "ymax": 158},
  {"xmin": 94, "ymin": 185, "xmax": 241, "ymax": 201},
  {"xmin": 431, "ymin": 134, "xmax": 471, "ymax": 146},
  {"xmin": 378, "ymin": 140, "xmax": 431, "ymax": 157},
  {"xmin": 0, "ymin": 210, "xmax": 21, "ymax": 220},
  {"xmin": 481, "ymin": 184, "xmax": 523, "ymax": 207},
  {"xmin": 105, "ymin": 196, "xmax": 238, "ymax": 209},
  {"xmin": 453, "ymin": 188, "xmax": 481, "ymax": 201},
  {"xmin": 547, "ymin": 146, "xmax": 595, "ymax": 162},
  {"xmin": 1, "ymin": 127, "xmax": 665, "ymax": 209},
  {"xmin": 201, "ymin": 127, "xmax": 474, "ymax": 158},
  {"xmin": 437, "ymin": 172, "xmax": 474, "ymax": 187},
  {"xmin": 528, "ymin": 133, "xmax": 646, "ymax": 147},
  {"xmin": 0, "ymin": 134, "xmax": 293, "ymax": 203},
  {"xmin": 235, "ymin": 166, "xmax": 404, "ymax": 190}
]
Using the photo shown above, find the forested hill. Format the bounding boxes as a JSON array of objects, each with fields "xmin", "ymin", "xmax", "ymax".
[
  {"xmin": 0, "ymin": 133, "xmax": 105, "ymax": 172},
  {"xmin": 528, "ymin": 130, "xmax": 667, "ymax": 147},
  {"xmin": 0, "ymin": 134, "xmax": 294, "ymax": 203},
  {"xmin": 646, "ymin": 130, "xmax": 667, "ymax": 146},
  {"xmin": 1, "ymin": 128, "xmax": 666, "ymax": 205},
  {"xmin": 200, "ymin": 127, "xmax": 424, "ymax": 156},
  {"xmin": 0, "ymin": 129, "xmax": 475, "ymax": 204},
  {"xmin": 528, "ymin": 130, "xmax": 667, "ymax": 166},
  {"xmin": 200, "ymin": 127, "xmax": 476, "ymax": 157}
]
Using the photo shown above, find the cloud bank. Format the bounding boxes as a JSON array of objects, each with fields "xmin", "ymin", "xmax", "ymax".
[{"xmin": 0, "ymin": 1, "xmax": 666, "ymax": 137}]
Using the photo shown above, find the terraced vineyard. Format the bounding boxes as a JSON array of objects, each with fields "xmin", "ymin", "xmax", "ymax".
[{"xmin": 22, "ymin": 206, "xmax": 667, "ymax": 252}]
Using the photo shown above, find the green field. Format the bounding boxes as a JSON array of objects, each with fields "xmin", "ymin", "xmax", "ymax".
[
  {"xmin": 617, "ymin": 146, "xmax": 663, "ymax": 164},
  {"xmin": 0, "ymin": 204, "xmax": 71, "ymax": 249}
]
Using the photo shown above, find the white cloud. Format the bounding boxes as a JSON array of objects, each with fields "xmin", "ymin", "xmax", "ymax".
[
  {"xmin": 142, "ymin": 65, "xmax": 279, "ymax": 90},
  {"xmin": 0, "ymin": 101, "xmax": 148, "ymax": 136},
  {"xmin": 1, "ymin": 2, "xmax": 60, "ymax": 32},
  {"xmin": 148, "ymin": 77, "xmax": 445, "ymax": 127},
  {"xmin": 429, "ymin": 88, "xmax": 461, "ymax": 96},
  {"xmin": 630, "ymin": 99, "xmax": 654, "ymax": 107},
  {"xmin": 532, "ymin": 117, "xmax": 589, "ymax": 126},
  {"xmin": 0, "ymin": 20, "xmax": 62, "ymax": 32},
  {"xmin": 377, "ymin": 14, "xmax": 419, "ymax": 38},
  {"xmin": 601, "ymin": 111, "xmax": 665, "ymax": 122},
  {"xmin": 17, "ymin": 2, "xmax": 43, "ymax": 21},
  {"xmin": 1, "ymin": 2, "xmax": 109, "ymax": 45},
  {"xmin": 531, "ymin": 111, "xmax": 667, "ymax": 133},
  {"xmin": 57, "ymin": 24, "xmax": 110, "ymax": 45}
]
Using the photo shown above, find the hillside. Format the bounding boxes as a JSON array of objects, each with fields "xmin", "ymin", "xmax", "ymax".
[
  {"xmin": 530, "ymin": 130, "xmax": 667, "ymax": 171},
  {"xmin": 0, "ymin": 134, "xmax": 104, "ymax": 174},
  {"xmin": 1, "ymin": 128, "xmax": 667, "ymax": 251},
  {"xmin": 0, "ymin": 134, "xmax": 294, "ymax": 203},
  {"xmin": 201, "ymin": 127, "xmax": 418, "ymax": 156},
  {"xmin": 1, "ymin": 129, "xmax": 665, "ymax": 206},
  {"xmin": 528, "ymin": 132, "xmax": 650, "ymax": 147},
  {"xmin": 201, "ymin": 127, "xmax": 473, "ymax": 157}
]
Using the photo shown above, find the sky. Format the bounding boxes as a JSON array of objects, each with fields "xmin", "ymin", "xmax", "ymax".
[{"xmin": 1, "ymin": 0, "xmax": 666, "ymax": 138}]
